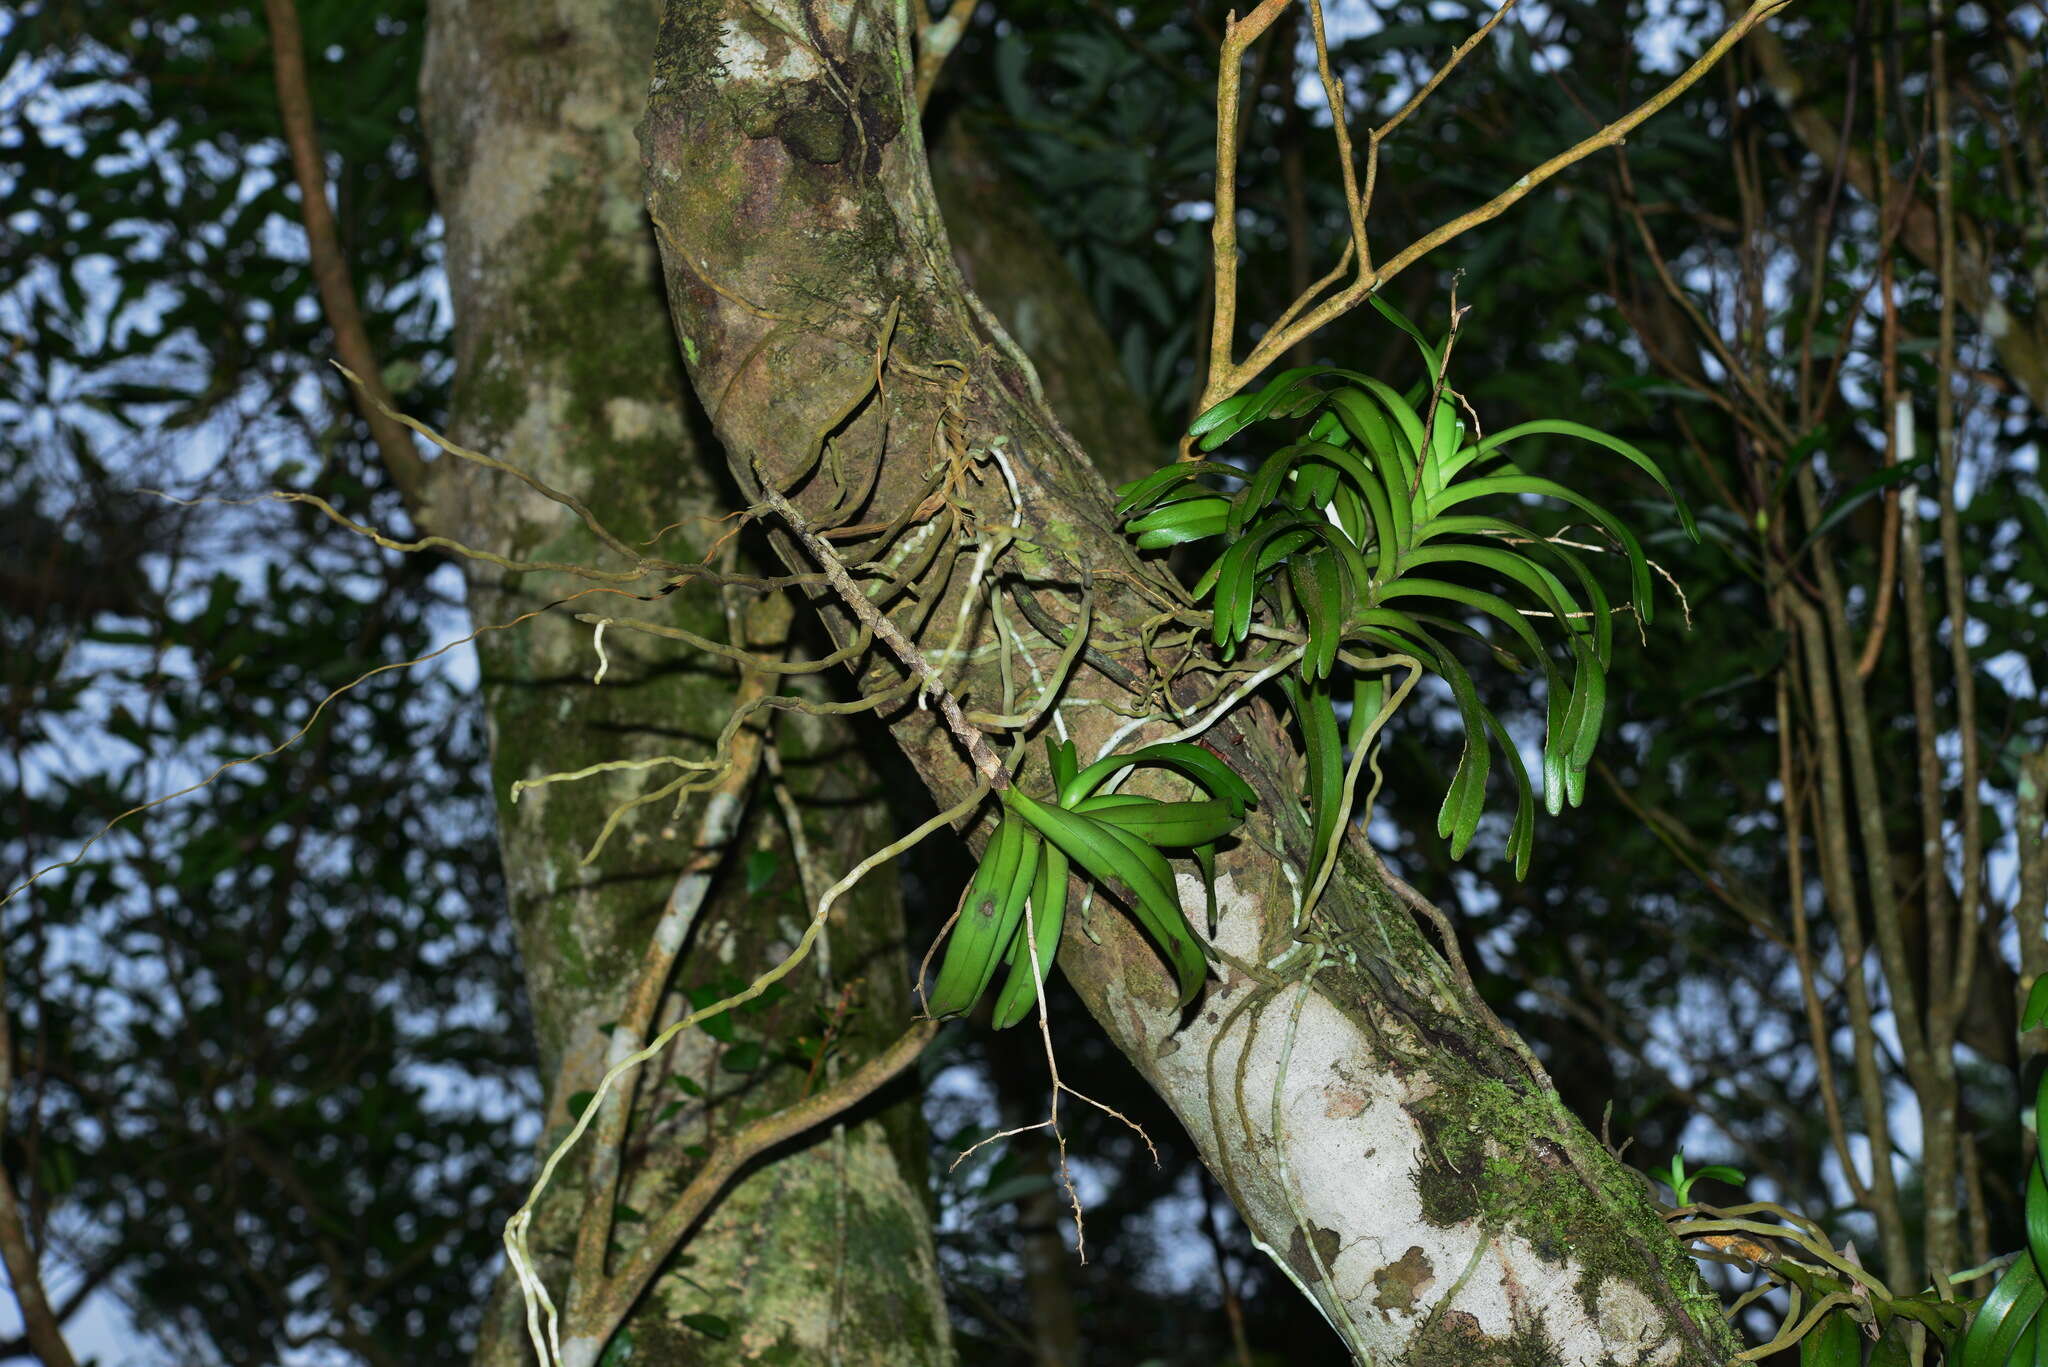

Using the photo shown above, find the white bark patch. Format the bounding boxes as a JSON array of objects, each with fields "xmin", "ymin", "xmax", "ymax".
[
  {"xmin": 602, "ymin": 395, "xmax": 676, "ymax": 443},
  {"xmin": 1598, "ymin": 1279, "xmax": 1685, "ymax": 1367},
  {"xmin": 716, "ymin": 16, "xmax": 822, "ymax": 85},
  {"xmin": 1129, "ymin": 878, "xmax": 1680, "ymax": 1365},
  {"xmin": 448, "ymin": 132, "xmax": 575, "ymax": 284},
  {"xmin": 1183, "ymin": 868, "xmax": 1262, "ymax": 962},
  {"xmin": 1984, "ymin": 298, "xmax": 2011, "ymax": 341}
]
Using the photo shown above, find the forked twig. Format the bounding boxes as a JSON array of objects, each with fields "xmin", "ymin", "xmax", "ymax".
[
  {"xmin": 759, "ymin": 483, "xmax": 1011, "ymax": 790},
  {"xmin": 1198, "ymin": 0, "xmax": 1795, "ymax": 415}
]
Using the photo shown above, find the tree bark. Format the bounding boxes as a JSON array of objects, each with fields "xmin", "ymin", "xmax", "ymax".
[
  {"xmin": 638, "ymin": 1, "xmax": 1742, "ymax": 1362},
  {"xmin": 420, "ymin": 4, "xmax": 951, "ymax": 1362}
]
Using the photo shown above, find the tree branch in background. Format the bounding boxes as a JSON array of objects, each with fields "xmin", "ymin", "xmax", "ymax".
[
  {"xmin": 565, "ymin": 595, "xmax": 789, "ymax": 1314},
  {"xmin": 1749, "ymin": 22, "xmax": 2048, "ymax": 420},
  {"xmin": 915, "ymin": 0, "xmax": 981, "ymax": 107},
  {"xmin": 568, "ymin": 1020, "xmax": 937, "ymax": 1367},
  {"xmin": 261, "ymin": 0, "xmax": 432, "ymax": 516},
  {"xmin": 0, "ymin": 978, "xmax": 80, "ymax": 1367},
  {"xmin": 1200, "ymin": 0, "xmax": 1794, "ymax": 414}
]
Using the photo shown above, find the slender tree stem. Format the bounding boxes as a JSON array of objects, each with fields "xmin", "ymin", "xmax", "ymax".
[
  {"xmin": 260, "ymin": 0, "xmax": 429, "ymax": 515},
  {"xmin": 0, "ymin": 978, "xmax": 79, "ymax": 1367}
]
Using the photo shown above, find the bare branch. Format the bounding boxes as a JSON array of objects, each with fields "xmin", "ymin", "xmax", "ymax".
[
  {"xmin": 0, "ymin": 988, "xmax": 79, "ymax": 1367},
  {"xmin": 1203, "ymin": 0, "xmax": 1295, "ymax": 410},
  {"xmin": 759, "ymin": 484, "xmax": 1011, "ymax": 791},
  {"xmin": 1213, "ymin": 0, "xmax": 1794, "ymax": 406},
  {"xmin": 915, "ymin": 0, "xmax": 980, "ymax": 107},
  {"xmin": 260, "ymin": 0, "xmax": 431, "ymax": 516}
]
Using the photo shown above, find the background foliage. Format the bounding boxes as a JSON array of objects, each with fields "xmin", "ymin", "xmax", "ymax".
[{"xmin": 2, "ymin": 0, "xmax": 2043, "ymax": 1362}]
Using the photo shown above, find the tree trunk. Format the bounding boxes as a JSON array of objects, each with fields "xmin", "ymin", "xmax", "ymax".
[
  {"xmin": 420, "ymin": 4, "xmax": 950, "ymax": 1362},
  {"xmin": 638, "ymin": 2, "xmax": 1742, "ymax": 1362}
]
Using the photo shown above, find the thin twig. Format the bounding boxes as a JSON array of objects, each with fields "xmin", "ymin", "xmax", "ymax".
[
  {"xmin": 260, "ymin": 0, "xmax": 430, "ymax": 515},
  {"xmin": 1216, "ymin": 0, "xmax": 1794, "ymax": 402},
  {"xmin": 759, "ymin": 484, "xmax": 1010, "ymax": 790},
  {"xmin": 1, "ymin": 594, "xmax": 608, "ymax": 913},
  {"xmin": 0, "ymin": 977, "xmax": 80, "ymax": 1367}
]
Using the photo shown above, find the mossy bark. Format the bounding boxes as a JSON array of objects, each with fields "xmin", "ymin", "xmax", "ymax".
[
  {"xmin": 637, "ymin": 1, "xmax": 1744, "ymax": 1363},
  {"xmin": 420, "ymin": 4, "xmax": 949, "ymax": 1362}
]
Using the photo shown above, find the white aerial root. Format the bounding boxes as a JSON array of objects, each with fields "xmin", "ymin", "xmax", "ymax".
[
  {"xmin": 946, "ymin": 888, "xmax": 1156, "ymax": 1265},
  {"xmin": 504, "ymin": 783, "xmax": 986, "ymax": 1367}
]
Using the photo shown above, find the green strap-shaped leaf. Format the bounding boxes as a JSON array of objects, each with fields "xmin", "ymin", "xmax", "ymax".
[
  {"xmin": 1414, "ymin": 516, "xmax": 1617, "ymax": 665},
  {"xmin": 1798, "ymin": 1308, "xmax": 1863, "ymax": 1367},
  {"xmin": 1426, "ymin": 396, "xmax": 1461, "ymax": 493},
  {"xmin": 927, "ymin": 819, "xmax": 1043, "ymax": 1017},
  {"xmin": 1289, "ymin": 459, "xmax": 1341, "ymax": 512},
  {"xmin": 1430, "ymin": 646, "xmax": 1492, "ymax": 858},
  {"xmin": 1129, "ymin": 494, "xmax": 1231, "ymax": 549},
  {"xmin": 1231, "ymin": 441, "xmax": 1308, "ymax": 536},
  {"xmin": 1290, "ymin": 549, "xmax": 1344, "ymax": 683},
  {"xmin": 1326, "ymin": 388, "xmax": 1419, "ymax": 507},
  {"xmin": 1475, "ymin": 419, "xmax": 1698, "ymax": 541},
  {"xmin": 1190, "ymin": 367, "xmax": 1324, "ymax": 450},
  {"xmin": 1350, "ymin": 377, "xmax": 1430, "ymax": 490},
  {"xmin": 1282, "ymin": 674, "xmax": 1345, "ymax": 888},
  {"xmin": 1068, "ymin": 793, "xmax": 1155, "ymax": 810},
  {"xmin": 1193, "ymin": 840, "xmax": 1221, "ymax": 939},
  {"xmin": 1004, "ymin": 789, "xmax": 1208, "ymax": 1009},
  {"xmin": 1328, "ymin": 478, "xmax": 1370, "ymax": 551},
  {"xmin": 1478, "ymin": 707, "xmax": 1536, "ymax": 879},
  {"xmin": 1349, "ymin": 607, "xmax": 1457, "ymax": 665},
  {"xmin": 1205, "ymin": 514, "xmax": 1308, "ymax": 645},
  {"xmin": 1956, "ymin": 1250, "xmax": 2044, "ymax": 1367},
  {"xmin": 1073, "ymin": 794, "xmax": 1246, "ymax": 846},
  {"xmin": 1427, "ymin": 472, "xmax": 1656, "ymax": 626},
  {"xmin": 1290, "ymin": 438, "xmax": 1407, "ymax": 578},
  {"xmin": 1211, "ymin": 513, "xmax": 1368, "ymax": 652},
  {"xmin": 1409, "ymin": 516, "xmax": 1613, "ymax": 659},
  {"xmin": 1114, "ymin": 461, "xmax": 1239, "ymax": 515},
  {"xmin": 988, "ymin": 843, "xmax": 1070, "ymax": 1030},
  {"xmin": 1200, "ymin": 522, "xmax": 1267, "ymax": 645},
  {"xmin": 1543, "ymin": 660, "xmax": 1574, "ymax": 818},
  {"xmin": 1565, "ymin": 636, "xmax": 1607, "ymax": 772},
  {"xmin": 1367, "ymin": 293, "xmax": 1446, "ymax": 376},
  {"xmin": 1371, "ymin": 576, "xmax": 1550, "ymax": 662},
  {"xmin": 2025, "ymin": 975, "xmax": 2048, "ymax": 1033},
  {"xmin": 1395, "ymin": 543, "xmax": 1591, "ymax": 645},
  {"xmin": 1348, "ymin": 677, "xmax": 1387, "ymax": 755},
  {"xmin": 2031, "ymin": 1117, "xmax": 2048, "ymax": 1274},
  {"xmin": 1256, "ymin": 526, "xmax": 1322, "ymax": 575},
  {"xmin": 1064, "ymin": 741, "xmax": 1258, "ymax": 809},
  {"xmin": 1186, "ymin": 393, "xmax": 1257, "ymax": 449},
  {"xmin": 1297, "ymin": 519, "xmax": 1373, "ymax": 614},
  {"xmin": 1047, "ymin": 737, "xmax": 1078, "ymax": 794},
  {"xmin": 1378, "ymin": 576, "xmax": 1577, "ymax": 814}
]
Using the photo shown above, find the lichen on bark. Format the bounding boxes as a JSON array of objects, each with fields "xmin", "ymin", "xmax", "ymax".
[
  {"xmin": 637, "ymin": 0, "xmax": 1742, "ymax": 1359},
  {"xmin": 421, "ymin": 2, "xmax": 952, "ymax": 1362}
]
